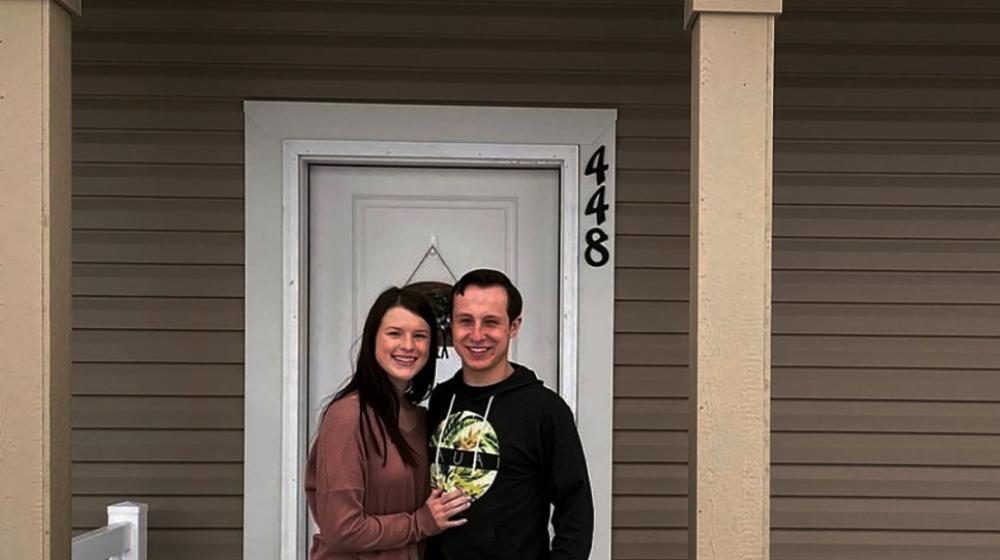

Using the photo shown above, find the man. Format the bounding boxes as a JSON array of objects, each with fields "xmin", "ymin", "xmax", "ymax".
[{"xmin": 426, "ymin": 269, "xmax": 594, "ymax": 560}]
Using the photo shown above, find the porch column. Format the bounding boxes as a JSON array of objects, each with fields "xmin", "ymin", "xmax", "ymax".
[
  {"xmin": 685, "ymin": 1, "xmax": 779, "ymax": 559},
  {"xmin": 0, "ymin": 1, "xmax": 79, "ymax": 559}
]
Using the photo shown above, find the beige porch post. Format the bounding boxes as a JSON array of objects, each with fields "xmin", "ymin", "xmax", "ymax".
[
  {"xmin": 0, "ymin": 1, "xmax": 79, "ymax": 559},
  {"xmin": 685, "ymin": 1, "xmax": 780, "ymax": 559}
]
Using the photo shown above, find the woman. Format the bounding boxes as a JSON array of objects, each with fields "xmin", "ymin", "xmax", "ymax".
[{"xmin": 305, "ymin": 287, "xmax": 470, "ymax": 559}]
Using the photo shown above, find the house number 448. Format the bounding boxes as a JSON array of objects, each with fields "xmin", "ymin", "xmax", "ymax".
[{"xmin": 583, "ymin": 145, "xmax": 611, "ymax": 268}]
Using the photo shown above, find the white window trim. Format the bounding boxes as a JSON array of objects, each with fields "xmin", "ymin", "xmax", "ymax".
[{"xmin": 245, "ymin": 102, "xmax": 616, "ymax": 560}]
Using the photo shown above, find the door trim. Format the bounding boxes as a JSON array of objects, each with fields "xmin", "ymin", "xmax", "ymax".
[{"xmin": 245, "ymin": 102, "xmax": 616, "ymax": 560}]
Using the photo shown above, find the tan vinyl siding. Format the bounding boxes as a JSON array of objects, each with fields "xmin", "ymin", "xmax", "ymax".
[
  {"xmin": 770, "ymin": 2, "xmax": 1000, "ymax": 559},
  {"xmin": 70, "ymin": 1, "xmax": 1000, "ymax": 559}
]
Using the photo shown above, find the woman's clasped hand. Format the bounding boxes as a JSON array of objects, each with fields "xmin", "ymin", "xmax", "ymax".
[{"xmin": 425, "ymin": 488, "xmax": 471, "ymax": 530}]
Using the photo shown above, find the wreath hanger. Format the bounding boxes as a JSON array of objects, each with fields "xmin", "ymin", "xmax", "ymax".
[{"xmin": 404, "ymin": 235, "xmax": 459, "ymax": 286}]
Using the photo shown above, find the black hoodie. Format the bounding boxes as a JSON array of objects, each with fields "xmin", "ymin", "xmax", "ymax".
[{"xmin": 425, "ymin": 364, "xmax": 593, "ymax": 560}]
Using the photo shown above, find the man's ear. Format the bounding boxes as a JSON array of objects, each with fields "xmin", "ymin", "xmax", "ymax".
[{"xmin": 509, "ymin": 316, "xmax": 523, "ymax": 339}]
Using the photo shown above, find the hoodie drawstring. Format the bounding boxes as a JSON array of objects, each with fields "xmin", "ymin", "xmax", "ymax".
[
  {"xmin": 472, "ymin": 395, "xmax": 494, "ymax": 471},
  {"xmin": 434, "ymin": 393, "xmax": 457, "ymax": 474}
]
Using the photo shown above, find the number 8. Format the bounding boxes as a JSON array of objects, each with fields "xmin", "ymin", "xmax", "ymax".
[{"xmin": 584, "ymin": 228, "xmax": 610, "ymax": 267}]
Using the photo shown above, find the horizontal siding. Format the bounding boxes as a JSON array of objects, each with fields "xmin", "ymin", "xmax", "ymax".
[
  {"xmin": 609, "ymin": 463, "xmax": 1000, "ymax": 500},
  {"xmin": 611, "ymin": 333, "xmax": 1000, "ymax": 369},
  {"xmin": 74, "ymin": 163, "xmax": 244, "ymax": 198},
  {"xmin": 73, "ymin": 496, "xmax": 243, "ymax": 529},
  {"xmin": 73, "ymin": 463, "xmax": 244, "ymax": 495},
  {"xmin": 145, "ymin": 530, "xmax": 242, "ymax": 560},
  {"xmin": 619, "ymin": 301, "xmax": 1000, "ymax": 336},
  {"xmin": 769, "ymin": 3, "xmax": 1000, "ymax": 558},
  {"xmin": 615, "ymin": 365, "xmax": 1000, "ymax": 403},
  {"xmin": 73, "ymin": 264, "xmax": 245, "ymax": 298},
  {"xmin": 73, "ymin": 397, "xmax": 244, "ymax": 429},
  {"xmin": 617, "ymin": 398, "xmax": 1000, "ymax": 435},
  {"xmin": 73, "ymin": 231, "xmax": 245, "ymax": 264},
  {"xmin": 73, "ymin": 363, "xmax": 244, "ymax": 396},
  {"xmin": 74, "ymin": 197, "xmax": 244, "ymax": 232},
  {"xmin": 620, "ymin": 268, "xmax": 1000, "ymax": 304},
  {"xmin": 773, "ymin": 531, "xmax": 1000, "ymax": 560},
  {"xmin": 73, "ymin": 430, "xmax": 243, "ymax": 462},
  {"xmin": 74, "ymin": 297, "xmax": 243, "ymax": 330},
  {"xmin": 73, "ymin": 330, "xmax": 244, "ymax": 363}
]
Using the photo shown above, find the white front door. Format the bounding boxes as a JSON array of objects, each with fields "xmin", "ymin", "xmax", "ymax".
[
  {"xmin": 307, "ymin": 164, "xmax": 560, "ymax": 435},
  {"xmin": 245, "ymin": 103, "xmax": 616, "ymax": 560}
]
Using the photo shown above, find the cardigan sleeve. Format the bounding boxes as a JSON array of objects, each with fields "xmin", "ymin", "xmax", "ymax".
[{"xmin": 312, "ymin": 397, "xmax": 441, "ymax": 553}]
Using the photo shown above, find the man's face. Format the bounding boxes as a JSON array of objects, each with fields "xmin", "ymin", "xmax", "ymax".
[{"xmin": 451, "ymin": 285, "xmax": 521, "ymax": 376}]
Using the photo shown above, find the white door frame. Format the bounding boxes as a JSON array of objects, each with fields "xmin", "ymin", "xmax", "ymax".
[{"xmin": 245, "ymin": 102, "xmax": 616, "ymax": 560}]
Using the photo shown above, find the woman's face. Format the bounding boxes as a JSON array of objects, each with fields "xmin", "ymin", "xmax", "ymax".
[{"xmin": 375, "ymin": 306, "xmax": 432, "ymax": 391}]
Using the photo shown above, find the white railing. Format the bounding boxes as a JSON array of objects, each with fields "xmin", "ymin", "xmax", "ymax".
[{"xmin": 72, "ymin": 502, "xmax": 147, "ymax": 560}]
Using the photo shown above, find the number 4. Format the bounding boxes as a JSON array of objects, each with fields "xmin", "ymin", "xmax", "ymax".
[
  {"xmin": 585, "ymin": 185, "xmax": 609, "ymax": 225},
  {"xmin": 585, "ymin": 145, "xmax": 609, "ymax": 185}
]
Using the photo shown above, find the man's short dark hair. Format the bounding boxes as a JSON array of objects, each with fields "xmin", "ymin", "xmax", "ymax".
[{"xmin": 451, "ymin": 268, "xmax": 523, "ymax": 323}]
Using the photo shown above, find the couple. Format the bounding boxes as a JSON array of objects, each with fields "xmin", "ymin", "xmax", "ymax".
[{"xmin": 305, "ymin": 269, "xmax": 594, "ymax": 560}]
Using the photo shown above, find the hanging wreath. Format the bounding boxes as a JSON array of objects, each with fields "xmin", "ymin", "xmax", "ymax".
[{"xmin": 405, "ymin": 281, "xmax": 453, "ymax": 350}]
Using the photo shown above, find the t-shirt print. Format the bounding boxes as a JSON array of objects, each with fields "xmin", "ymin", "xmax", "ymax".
[{"xmin": 430, "ymin": 410, "xmax": 500, "ymax": 501}]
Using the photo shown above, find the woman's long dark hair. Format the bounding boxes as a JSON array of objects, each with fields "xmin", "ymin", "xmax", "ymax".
[{"xmin": 328, "ymin": 287, "xmax": 438, "ymax": 468}]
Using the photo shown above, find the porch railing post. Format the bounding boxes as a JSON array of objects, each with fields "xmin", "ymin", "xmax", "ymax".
[{"xmin": 107, "ymin": 502, "xmax": 148, "ymax": 560}]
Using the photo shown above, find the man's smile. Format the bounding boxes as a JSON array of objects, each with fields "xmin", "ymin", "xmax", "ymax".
[{"xmin": 465, "ymin": 345, "xmax": 494, "ymax": 358}]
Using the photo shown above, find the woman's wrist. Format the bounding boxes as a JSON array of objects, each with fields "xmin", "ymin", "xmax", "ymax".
[{"xmin": 416, "ymin": 502, "xmax": 443, "ymax": 537}]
